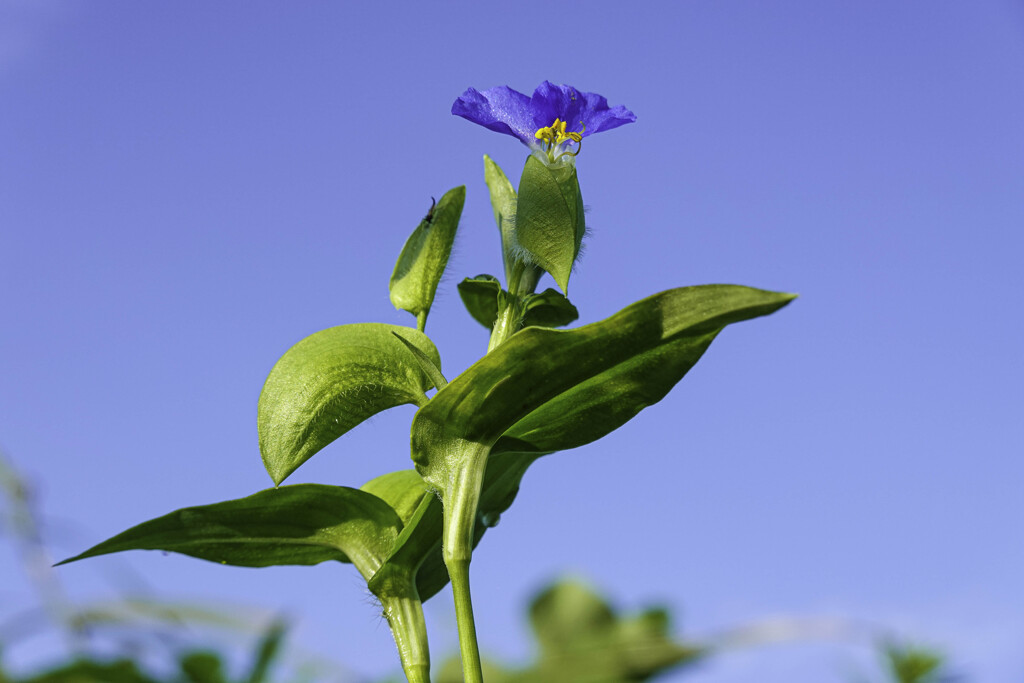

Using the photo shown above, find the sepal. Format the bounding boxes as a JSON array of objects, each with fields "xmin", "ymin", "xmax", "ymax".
[{"xmin": 515, "ymin": 155, "xmax": 586, "ymax": 293}]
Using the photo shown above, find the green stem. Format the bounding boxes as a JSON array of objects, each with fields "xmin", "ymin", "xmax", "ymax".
[
  {"xmin": 487, "ymin": 260, "xmax": 530, "ymax": 353},
  {"xmin": 436, "ymin": 443, "xmax": 490, "ymax": 683},
  {"xmin": 486, "ymin": 297, "xmax": 521, "ymax": 353},
  {"xmin": 381, "ymin": 594, "xmax": 431, "ymax": 683},
  {"xmin": 448, "ymin": 558, "xmax": 484, "ymax": 683}
]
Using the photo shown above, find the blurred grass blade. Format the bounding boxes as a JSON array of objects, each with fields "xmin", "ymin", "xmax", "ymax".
[{"xmin": 247, "ymin": 619, "xmax": 287, "ymax": 683}]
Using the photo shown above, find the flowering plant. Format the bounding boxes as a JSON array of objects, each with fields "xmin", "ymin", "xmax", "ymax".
[{"xmin": 61, "ymin": 83, "xmax": 794, "ymax": 683}]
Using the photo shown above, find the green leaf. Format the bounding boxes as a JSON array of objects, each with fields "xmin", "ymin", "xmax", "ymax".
[
  {"xmin": 515, "ymin": 155, "xmax": 585, "ymax": 293},
  {"xmin": 522, "ymin": 288, "xmax": 579, "ymax": 328},
  {"xmin": 360, "ymin": 469, "xmax": 492, "ymax": 602},
  {"xmin": 412, "ymin": 285, "xmax": 795, "ymax": 557},
  {"xmin": 416, "ymin": 285, "xmax": 795, "ymax": 461},
  {"xmin": 458, "ymin": 281, "xmax": 577, "ymax": 331},
  {"xmin": 457, "ymin": 275, "xmax": 502, "ymax": 329},
  {"xmin": 258, "ymin": 323, "xmax": 441, "ymax": 485},
  {"xmin": 390, "ymin": 186, "xmax": 466, "ymax": 329},
  {"xmin": 61, "ymin": 479, "xmax": 435, "ymax": 683},
  {"xmin": 397, "ymin": 497, "xmax": 450, "ymax": 601},
  {"xmin": 361, "ymin": 469, "xmax": 434, "ymax": 529},
  {"xmin": 361, "ymin": 469, "xmax": 453, "ymax": 602},
  {"xmin": 57, "ymin": 485, "xmax": 403, "ymax": 581},
  {"xmin": 391, "ymin": 331, "xmax": 448, "ymax": 390},
  {"xmin": 483, "ymin": 156, "xmax": 518, "ymax": 283}
]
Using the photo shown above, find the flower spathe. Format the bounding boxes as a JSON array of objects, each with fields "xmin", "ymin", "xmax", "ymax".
[{"xmin": 452, "ymin": 81, "xmax": 635, "ymax": 164}]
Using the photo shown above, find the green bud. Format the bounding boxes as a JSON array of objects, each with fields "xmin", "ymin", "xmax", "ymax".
[
  {"xmin": 515, "ymin": 155, "xmax": 585, "ymax": 294},
  {"xmin": 390, "ymin": 185, "xmax": 466, "ymax": 330}
]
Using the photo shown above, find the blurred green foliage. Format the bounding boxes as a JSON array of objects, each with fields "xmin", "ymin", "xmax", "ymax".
[
  {"xmin": 3, "ymin": 449, "xmax": 960, "ymax": 683},
  {"xmin": 883, "ymin": 644, "xmax": 957, "ymax": 683},
  {"xmin": 437, "ymin": 579, "xmax": 703, "ymax": 683},
  {"xmin": 0, "ymin": 622, "xmax": 285, "ymax": 683}
]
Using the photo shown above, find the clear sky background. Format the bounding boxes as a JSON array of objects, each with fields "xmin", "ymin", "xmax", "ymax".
[{"xmin": 2, "ymin": 1, "xmax": 1023, "ymax": 681}]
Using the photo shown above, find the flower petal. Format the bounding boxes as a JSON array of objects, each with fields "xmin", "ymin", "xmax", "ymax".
[
  {"xmin": 530, "ymin": 81, "xmax": 636, "ymax": 137},
  {"xmin": 451, "ymin": 86, "xmax": 536, "ymax": 144}
]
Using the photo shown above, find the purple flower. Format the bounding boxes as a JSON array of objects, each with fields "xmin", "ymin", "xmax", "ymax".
[{"xmin": 452, "ymin": 81, "xmax": 635, "ymax": 163}]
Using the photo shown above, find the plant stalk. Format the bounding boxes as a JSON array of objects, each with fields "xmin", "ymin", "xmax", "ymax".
[
  {"xmin": 488, "ymin": 260, "xmax": 535, "ymax": 353},
  {"xmin": 436, "ymin": 444, "xmax": 490, "ymax": 683},
  {"xmin": 381, "ymin": 594, "xmax": 431, "ymax": 683},
  {"xmin": 448, "ymin": 558, "xmax": 484, "ymax": 683}
]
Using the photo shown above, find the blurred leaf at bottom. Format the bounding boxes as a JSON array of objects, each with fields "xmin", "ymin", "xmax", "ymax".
[{"xmin": 436, "ymin": 579, "xmax": 703, "ymax": 683}]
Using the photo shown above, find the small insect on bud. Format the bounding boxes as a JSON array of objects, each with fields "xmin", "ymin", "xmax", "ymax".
[{"xmin": 424, "ymin": 197, "xmax": 436, "ymax": 223}]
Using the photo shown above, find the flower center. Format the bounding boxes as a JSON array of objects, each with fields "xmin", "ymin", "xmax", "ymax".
[{"xmin": 534, "ymin": 118, "xmax": 585, "ymax": 162}]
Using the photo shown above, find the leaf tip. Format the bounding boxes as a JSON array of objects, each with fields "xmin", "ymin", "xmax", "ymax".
[
  {"xmin": 554, "ymin": 273, "xmax": 570, "ymax": 296},
  {"xmin": 266, "ymin": 463, "xmax": 290, "ymax": 487}
]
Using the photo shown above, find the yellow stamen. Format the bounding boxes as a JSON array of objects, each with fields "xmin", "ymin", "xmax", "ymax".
[{"xmin": 534, "ymin": 118, "xmax": 586, "ymax": 159}]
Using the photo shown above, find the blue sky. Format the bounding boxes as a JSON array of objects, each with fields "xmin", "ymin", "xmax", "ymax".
[{"xmin": 2, "ymin": 1, "xmax": 1023, "ymax": 681}]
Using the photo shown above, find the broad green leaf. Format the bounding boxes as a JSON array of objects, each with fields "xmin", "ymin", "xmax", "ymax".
[
  {"xmin": 457, "ymin": 275, "xmax": 502, "ymax": 328},
  {"xmin": 61, "ymin": 480, "xmax": 434, "ymax": 683},
  {"xmin": 412, "ymin": 285, "xmax": 795, "ymax": 557},
  {"xmin": 483, "ymin": 156, "xmax": 518, "ymax": 283},
  {"xmin": 416, "ymin": 285, "xmax": 795, "ymax": 461},
  {"xmin": 390, "ymin": 186, "xmax": 466, "ymax": 329},
  {"xmin": 515, "ymin": 155, "xmax": 585, "ymax": 293},
  {"xmin": 258, "ymin": 323, "xmax": 441, "ymax": 485},
  {"xmin": 491, "ymin": 327, "xmax": 715, "ymax": 456},
  {"xmin": 522, "ymin": 288, "xmax": 579, "ymax": 328},
  {"xmin": 57, "ymin": 485, "xmax": 402, "ymax": 581}
]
